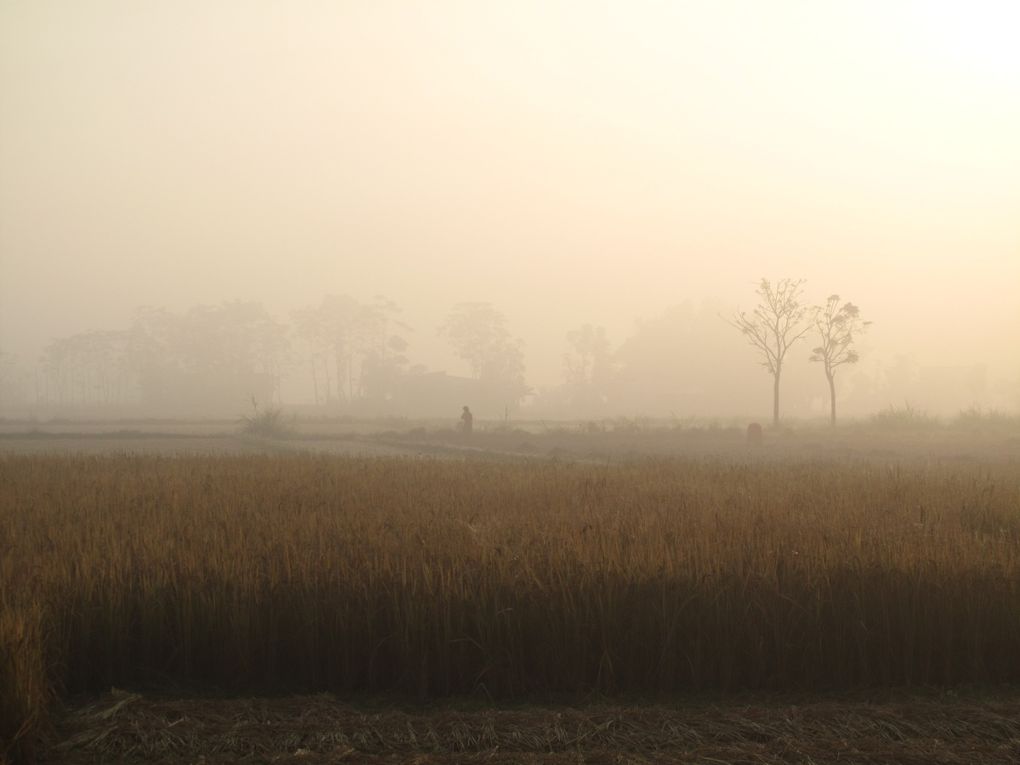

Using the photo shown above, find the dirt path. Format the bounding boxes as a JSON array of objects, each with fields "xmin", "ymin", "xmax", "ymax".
[
  {"xmin": 0, "ymin": 432, "xmax": 537, "ymax": 460},
  {"xmin": 40, "ymin": 691, "xmax": 1020, "ymax": 764}
]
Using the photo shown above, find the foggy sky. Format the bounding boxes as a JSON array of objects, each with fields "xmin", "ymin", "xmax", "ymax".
[{"xmin": 2, "ymin": 0, "xmax": 1018, "ymax": 394}]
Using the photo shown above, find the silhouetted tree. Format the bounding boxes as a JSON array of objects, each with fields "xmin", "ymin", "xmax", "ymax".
[
  {"xmin": 292, "ymin": 295, "xmax": 408, "ymax": 406},
  {"xmin": 810, "ymin": 295, "xmax": 870, "ymax": 425},
  {"xmin": 40, "ymin": 330, "xmax": 132, "ymax": 407},
  {"xmin": 291, "ymin": 306, "xmax": 331, "ymax": 405},
  {"xmin": 611, "ymin": 300, "xmax": 750, "ymax": 417},
  {"xmin": 441, "ymin": 302, "xmax": 529, "ymax": 408},
  {"xmin": 359, "ymin": 334, "xmax": 411, "ymax": 406},
  {"xmin": 563, "ymin": 324, "xmax": 614, "ymax": 411},
  {"xmin": 728, "ymin": 278, "xmax": 810, "ymax": 426},
  {"xmin": 292, "ymin": 295, "xmax": 359, "ymax": 404},
  {"xmin": 0, "ymin": 351, "xmax": 28, "ymax": 411},
  {"xmin": 564, "ymin": 324, "xmax": 611, "ymax": 385},
  {"xmin": 126, "ymin": 301, "xmax": 289, "ymax": 413}
]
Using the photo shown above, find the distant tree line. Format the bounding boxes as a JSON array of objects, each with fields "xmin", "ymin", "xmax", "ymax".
[
  {"xmin": 544, "ymin": 279, "xmax": 871, "ymax": 425},
  {"xmin": 291, "ymin": 295, "xmax": 409, "ymax": 407},
  {"xmin": 32, "ymin": 302, "xmax": 289, "ymax": 414},
  {"xmin": 19, "ymin": 297, "xmax": 532, "ymax": 418},
  {"xmin": 4, "ymin": 282, "xmax": 1014, "ymax": 421}
]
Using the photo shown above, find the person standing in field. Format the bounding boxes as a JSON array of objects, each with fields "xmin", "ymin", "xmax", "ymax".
[{"xmin": 460, "ymin": 405, "xmax": 473, "ymax": 435}]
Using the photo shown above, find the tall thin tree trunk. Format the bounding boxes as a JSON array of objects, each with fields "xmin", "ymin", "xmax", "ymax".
[
  {"xmin": 772, "ymin": 372, "xmax": 781, "ymax": 426},
  {"xmin": 828, "ymin": 372, "xmax": 837, "ymax": 426}
]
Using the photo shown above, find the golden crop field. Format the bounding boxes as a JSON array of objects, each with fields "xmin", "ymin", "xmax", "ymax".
[{"xmin": 3, "ymin": 453, "xmax": 1020, "ymax": 761}]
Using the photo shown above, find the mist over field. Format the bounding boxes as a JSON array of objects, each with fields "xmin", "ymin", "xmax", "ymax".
[
  {"xmin": 6, "ymin": 6, "xmax": 1020, "ymax": 761},
  {"xmin": 1, "ymin": 1, "xmax": 1018, "ymax": 420}
]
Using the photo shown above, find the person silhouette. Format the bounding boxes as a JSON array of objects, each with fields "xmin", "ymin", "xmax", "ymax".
[{"xmin": 460, "ymin": 405, "xmax": 473, "ymax": 435}]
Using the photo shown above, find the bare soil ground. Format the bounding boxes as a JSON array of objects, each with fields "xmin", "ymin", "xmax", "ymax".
[
  {"xmin": 0, "ymin": 433, "xmax": 416, "ymax": 458},
  {"xmin": 41, "ymin": 690, "xmax": 1020, "ymax": 764}
]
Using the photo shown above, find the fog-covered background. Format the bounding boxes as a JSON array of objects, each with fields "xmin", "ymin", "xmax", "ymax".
[{"xmin": 2, "ymin": 1, "xmax": 1018, "ymax": 419}]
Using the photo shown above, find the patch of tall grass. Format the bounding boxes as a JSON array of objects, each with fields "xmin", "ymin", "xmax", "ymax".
[
  {"xmin": 870, "ymin": 403, "xmax": 941, "ymax": 429},
  {"xmin": 953, "ymin": 407, "xmax": 1020, "ymax": 430},
  {"xmin": 3, "ymin": 454, "xmax": 1020, "ymax": 759}
]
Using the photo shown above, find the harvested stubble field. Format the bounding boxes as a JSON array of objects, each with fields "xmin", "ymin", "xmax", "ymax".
[
  {"xmin": 41, "ymin": 689, "xmax": 1020, "ymax": 764},
  {"xmin": 4, "ymin": 452, "xmax": 1020, "ymax": 762}
]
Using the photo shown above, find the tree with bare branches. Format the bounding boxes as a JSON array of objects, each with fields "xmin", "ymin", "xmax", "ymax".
[
  {"xmin": 810, "ymin": 295, "xmax": 870, "ymax": 425},
  {"xmin": 728, "ymin": 278, "xmax": 810, "ymax": 426}
]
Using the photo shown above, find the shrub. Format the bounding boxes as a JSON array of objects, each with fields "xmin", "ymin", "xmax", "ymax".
[
  {"xmin": 871, "ymin": 402, "xmax": 940, "ymax": 429},
  {"xmin": 239, "ymin": 401, "xmax": 294, "ymax": 438}
]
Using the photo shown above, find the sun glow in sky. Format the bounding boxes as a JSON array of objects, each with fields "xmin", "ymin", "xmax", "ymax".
[
  {"xmin": 1, "ymin": 0, "xmax": 1018, "ymax": 398},
  {"xmin": 909, "ymin": 0, "xmax": 1020, "ymax": 80}
]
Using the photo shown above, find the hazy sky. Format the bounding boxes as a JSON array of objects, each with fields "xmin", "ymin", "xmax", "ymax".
[{"xmin": 2, "ymin": 0, "xmax": 1018, "ymax": 388}]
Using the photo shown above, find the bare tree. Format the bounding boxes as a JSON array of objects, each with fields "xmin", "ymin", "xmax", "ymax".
[
  {"xmin": 810, "ymin": 295, "xmax": 870, "ymax": 425},
  {"xmin": 728, "ymin": 278, "xmax": 810, "ymax": 426}
]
